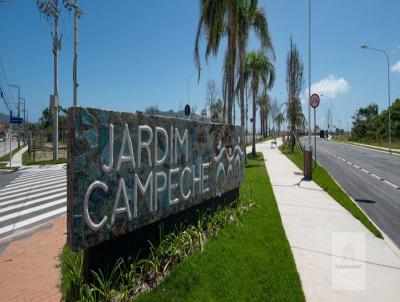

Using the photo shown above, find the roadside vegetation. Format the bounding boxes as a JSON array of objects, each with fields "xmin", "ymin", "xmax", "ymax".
[
  {"xmin": 0, "ymin": 144, "xmax": 26, "ymax": 162},
  {"xmin": 279, "ymin": 143, "xmax": 382, "ymax": 238},
  {"xmin": 21, "ymin": 150, "xmax": 66, "ymax": 165},
  {"xmin": 22, "ymin": 151, "xmax": 67, "ymax": 166},
  {"xmin": 331, "ymin": 99, "xmax": 400, "ymax": 152},
  {"xmin": 60, "ymin": 153, "xmax": 305, "ymax": 302},
  {"xmin": 332, "ymin": 135, "xmax": 400, "ymax": 153}
]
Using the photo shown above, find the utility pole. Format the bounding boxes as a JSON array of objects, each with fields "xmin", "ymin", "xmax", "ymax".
[
  {"xmin": 36, "ymin": 0, "xmax": 65, "ymax": 161},
  {"xmin": 53, "ymin": 0, "xmax": 60, "ymax": 161},
  {"xmin": 9, "ymin": 84, "xmax": 21, "ymax": 148},
  {"xmin": 73, "ymin": 0, "xmax": 78, "ymax": 107}
]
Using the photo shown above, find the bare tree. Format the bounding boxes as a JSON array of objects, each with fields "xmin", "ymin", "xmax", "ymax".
[
  {"xmin": 144, "ymin": 106, "xmax": 159, "ymax": 115},
  {"xmin": 206, "ymin": 79, "xmax": 218, "ymax": 117},
  {"xmin": 286, "ymin": 37, "xmax": 304, "ymax": 151}
]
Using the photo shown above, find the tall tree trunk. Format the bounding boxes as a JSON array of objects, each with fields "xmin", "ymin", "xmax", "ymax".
[
  {"xmin": 239, "ymin": 35, "xmax": 245, "ymax": 131},
  {"xmin": 227, "ymin": 4, "xmax": 234, "ymax": 124},
  {"xmin": 259, "ymin": 108, "xmax": 263, "ymax": 138},
  {"xmin": 233, "ymin": 95, "xmax": 236, "ymax": 125},
  {"xmin": 252, "ymin": 87, "xmax": 256, "ymax": 156},
  {"xmin": 245, "ymin": 85, "xmax": 248, "ymax": 163},
  {"xmin": 223, "ymin": 97, "xmax": 226, "ymax": 123}
]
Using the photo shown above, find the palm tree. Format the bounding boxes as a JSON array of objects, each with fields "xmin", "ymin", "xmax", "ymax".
[
  {"xmin": 194, "ymin": 0, "xmax": 237, "ymax": 124},
  {"xmin": 275, "ymin": 112, "xmax": 285, "ymax": 136},
  {"xmin": 256, "ymin": 93, "xmax": 269, "ymax": 137},
  {"xmin": 237, "ymin": 0, "xmax": 274, "ymax": 131},
  {"xmin": 244, "ymin": 50, "xmax": 275, "ymax": 156},
  {"xmin": 257, "ymin": 92, "xmax": 271, "ymax": 137}
]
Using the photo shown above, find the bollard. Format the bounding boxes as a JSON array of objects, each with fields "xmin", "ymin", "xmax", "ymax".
[{"xmin": 303, "ymin": 145, "xmax": 313, "ymax": 180}]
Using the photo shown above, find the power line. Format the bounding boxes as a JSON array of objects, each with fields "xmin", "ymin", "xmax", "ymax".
[
  {"xmin": 0, "ymin": 55, "xmax": 16, "ymax": 102},
  {"xmin": 0, "ymin": 58, "xmax": 17, "ymax": 113}
]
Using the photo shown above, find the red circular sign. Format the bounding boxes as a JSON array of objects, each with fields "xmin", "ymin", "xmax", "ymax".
[{"xmin": 310, "ymin": 94, "xmax": 320, "ymax": 109}]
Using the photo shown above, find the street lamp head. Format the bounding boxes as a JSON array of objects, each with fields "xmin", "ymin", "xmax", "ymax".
[{"xmin": 360, "ymin": 44, "xmax": 368, "ymax": 49}]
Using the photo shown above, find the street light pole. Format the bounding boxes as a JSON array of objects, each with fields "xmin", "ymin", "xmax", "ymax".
[
  {"xmin": 187, "ymin": 73, "xmax": 195, "ymax": 107},
  {"xmin": 302, "ymin": 0, "xmax": 314, "ymax": 180},
  {"xmin": 20, "ymin": 97, "xmax": 26, "ymax": 145},
  {"xmin": 308, "ymin": 0, "xmax": 312, "ymax": 148},
  {"xmin": 360, "ymin": 44, "xmax": 392, "ymax": 155},
  {"xmin": 331, "ymin": 98, "xmax": 333, "ymax": 134}
]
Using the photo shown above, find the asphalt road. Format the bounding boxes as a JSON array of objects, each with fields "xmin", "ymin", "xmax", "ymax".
[
  {"xmin": 309, "ymin": 138, "xmax": 400, "ymax": 247},
  {"xmin": 0, "ymin": 138, "xmax": 19, "ymax": 158}
]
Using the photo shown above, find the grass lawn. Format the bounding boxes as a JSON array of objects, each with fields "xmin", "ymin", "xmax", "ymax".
[
  {"xmin": 280, "ymin": 143, "xmax": 382, "ymax": 239},
  {"xmin": 136, "ymin": 153, "xmax": 305, "ymax": 302},
  {"xmin": 22, "ymin": 150, "xmax": 66, "ymax": 165},
  {"xmin": 332, "ymin": 136, "xmax": 400, "ymax": 153},
  {"xmin": 0, "ymin": 145, "xmax": 26, "ymax": 162}
]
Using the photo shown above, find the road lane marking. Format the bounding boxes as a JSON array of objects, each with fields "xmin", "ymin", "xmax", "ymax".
[
  {"xmin": 0, "ymin": 182, "xmax": 66, "ymax": 201},
  {"xmin": 3, "ymin": 175, "xmax": 66, "ymax": 190},
  {"xmin": 0, "ymin": 195, "xmax": 66, "ymax": 214},
  {"xmin": 13, "ymin": 169, "xmax": 65, "ymax": 180},
  {"xmin": 0, "ymin": 206, "xmax": 66, "ymax": 236},
  {"xmin": 320, "ymin": 147, "xmax": 400, "ymax": 190},
  {"xmin": 0, "ymin": 187, "xmax": 67, "ymax": 207},
  {"xmin": 5, "ymin": 172, "xmax": 66, "ymax": 186},
  {"xmin": 0, "ymin": 199, "xmax": 66, "ymax": 223},
  {"xmin": 0, "ymin": 179, "xmax": 66, "ymax": 196}
]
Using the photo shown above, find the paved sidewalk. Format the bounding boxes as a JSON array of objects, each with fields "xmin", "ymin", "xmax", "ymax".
[
  {"xmin": 250, "ymin": 140, "xmax": 400, "ymax": 301},
  {"xmin": 0, "ymin": 216, "xmax": 66, "ymax": 302},
  {"xmin": 6, "ymin": 145, "xmax": 28, "ymax": 168}
]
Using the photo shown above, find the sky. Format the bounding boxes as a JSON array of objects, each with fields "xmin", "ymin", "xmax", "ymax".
[{"xmin": 0, "ymin": 0, "xmax": 399, "ymax": 131}]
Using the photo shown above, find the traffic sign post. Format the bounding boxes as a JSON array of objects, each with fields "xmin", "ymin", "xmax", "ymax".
[
  {"xmin": 309, "ymin": 94, "xmax": 320, "ymax": 167},
  {"xmin": 184, "ymin": 104, "xmax": 191, "ymax": 117},
  {"xmin": 9, "ymin": 111, "xmax": 24, "ymax": 124},
  {"xmin": 9, "ymin": 123, "xmax": 12, "ymax": 168}
]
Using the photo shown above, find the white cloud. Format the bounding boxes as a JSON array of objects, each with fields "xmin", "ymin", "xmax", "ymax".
[
  {"xmin": 391, "ymin": 61, "xmax": 400, "ymax": 73},
  {"xmin": 310, "ymin": 74, "xmax": 350, "ymax": 99}
]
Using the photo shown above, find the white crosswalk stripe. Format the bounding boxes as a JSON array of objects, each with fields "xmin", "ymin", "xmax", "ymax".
[
  {"xmin": 0, "ymin": 167, "xmax": 67, "ymax": 239},
  {"xmin": 4, "ymin": 174, "xmax": 66, "ymax": 189},
  {"xmin": 0, "ymin": 182, "xmax": 66, "ymax": 200},
  {"xmin": 0, "ymin": 179, "xmax": 66, "ymax": 197}
]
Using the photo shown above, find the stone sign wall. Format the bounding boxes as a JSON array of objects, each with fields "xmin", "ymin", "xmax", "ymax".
[{"xmin": 67, "ymin": 107, "xmax": 244, "ymax": 251}]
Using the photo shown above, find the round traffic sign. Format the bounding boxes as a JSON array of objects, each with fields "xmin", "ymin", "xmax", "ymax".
[
  {"xmin": 184, "ymin": 104, "xmax": 191, "ymax": 116},
  {"xmin": 310, "ymin": 94, "xmax": 320, "ymax": 109}
]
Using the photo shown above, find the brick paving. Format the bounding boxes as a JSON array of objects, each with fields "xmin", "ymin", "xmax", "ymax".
[{"xmin": 0, "ymin": 216, "xmax": 66, "ymax": 302}]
